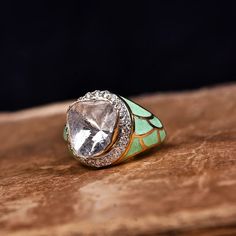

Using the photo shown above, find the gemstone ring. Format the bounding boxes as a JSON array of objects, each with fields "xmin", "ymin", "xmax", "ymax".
[{"xmin": 63, "ymin": 90, "xmax": 166, "ymax": 168}]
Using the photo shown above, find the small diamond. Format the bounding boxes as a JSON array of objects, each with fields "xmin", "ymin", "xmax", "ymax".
[{"xmin": 85, "ymin": 92, "xmax": 92, "ymax": 99}]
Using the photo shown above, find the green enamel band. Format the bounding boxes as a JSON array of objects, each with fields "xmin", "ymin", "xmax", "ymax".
[
  {"xmin": 122, "ymin": 97, "xmax": 166, "ymax": 158},
  {"xmin": 122, "ymin": 97, "xmax": 151, "ymax": 117},
  {"xmin": 134, "ymin": 117, "xmax": 153, "ymax": 135},
  {"xmin": 143, "ymin": 130, "xmax": 159, "ymax": 147},
  {"xmin": 63, "ymin": 125, "xmax": 68, "ymax": 141}
]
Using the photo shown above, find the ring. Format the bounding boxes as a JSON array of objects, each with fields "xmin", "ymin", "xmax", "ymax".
[{"xmin": 63, "ymin": 90, "xmax": 166, "ymax": 168}]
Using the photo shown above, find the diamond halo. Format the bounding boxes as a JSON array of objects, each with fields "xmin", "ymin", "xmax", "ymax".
[{"xmin": 66, "ymin": 90, "xmax": 133, "ymax": 168}]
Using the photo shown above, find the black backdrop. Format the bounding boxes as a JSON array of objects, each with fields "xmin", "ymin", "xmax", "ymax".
[{"xmin": 1, "ymin": 1, "xmax": 236, "ymax": 111}]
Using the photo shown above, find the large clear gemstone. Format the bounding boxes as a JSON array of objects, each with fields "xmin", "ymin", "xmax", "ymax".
[{"xmin": 67, "ymin": 100, "xmax": 118, "ymax": 158}]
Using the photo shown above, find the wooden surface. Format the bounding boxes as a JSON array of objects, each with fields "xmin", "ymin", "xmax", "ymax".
[{"xmin": 0, "ymin": 84, "xmax": 236, "ymax": 236}]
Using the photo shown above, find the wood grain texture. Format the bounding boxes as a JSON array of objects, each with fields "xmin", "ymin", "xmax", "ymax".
[{"xmin": 0, "ymin": 84, "xmax": 236, "ymax": 236}]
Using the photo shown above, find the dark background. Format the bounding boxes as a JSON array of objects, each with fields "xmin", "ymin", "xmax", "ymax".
[{"xmin": 1, "ymin": 2, "xmax": 236, "ymax": 111}]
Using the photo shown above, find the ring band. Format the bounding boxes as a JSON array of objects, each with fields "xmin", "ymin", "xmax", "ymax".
[{"xmin": 63, "ymin": 90, "xmax": 166, "ymax": 168}]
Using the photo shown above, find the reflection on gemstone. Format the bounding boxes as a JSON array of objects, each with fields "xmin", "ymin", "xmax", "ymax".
[{"xmin": 67, "ymin": 100, "xmax": 118, "ymax": 158}]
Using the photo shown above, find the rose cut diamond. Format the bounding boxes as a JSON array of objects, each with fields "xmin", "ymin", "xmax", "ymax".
[{"xmin": 67, "ymin": 100, "xmax": 118, "ymax": 158}]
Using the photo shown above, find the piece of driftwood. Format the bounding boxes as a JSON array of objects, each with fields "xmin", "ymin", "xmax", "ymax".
[{"xmin": 0, "ymin": 84, "xmax": 236, "ymax": 236}]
